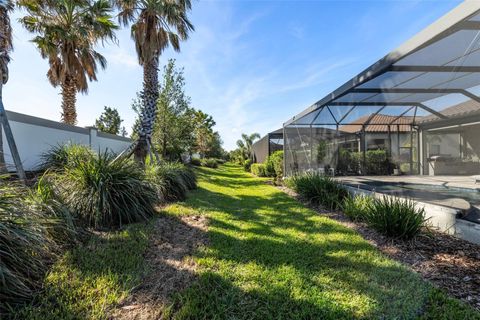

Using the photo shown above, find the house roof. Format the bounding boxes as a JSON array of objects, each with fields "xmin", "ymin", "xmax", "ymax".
[
  {"xmin": 339, "ymin": 114, "xmax": 416, "ymax": 133},
  {"xmin": 419, "ymin": 99, "xmax": 480, "ymax": 124}
]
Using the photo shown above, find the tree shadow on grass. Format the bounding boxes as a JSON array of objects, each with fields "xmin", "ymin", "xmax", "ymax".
[
  {"xmin": 10, "ymin": 217, "xmax": 205, "ymax": 320},
  {"xmin": 166, "ymin": 183, "xmax": 430, "ymax": 319}
]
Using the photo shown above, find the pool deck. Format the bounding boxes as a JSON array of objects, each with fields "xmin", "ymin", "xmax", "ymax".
[{"xmin": 335, "ymin": 175, "xmax": 480, "ymax": 213}]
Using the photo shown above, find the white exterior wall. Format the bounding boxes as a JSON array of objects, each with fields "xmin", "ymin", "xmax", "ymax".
[{"xmin": 1, "ymin": 111, "xmax": 132, "ymax": 171}]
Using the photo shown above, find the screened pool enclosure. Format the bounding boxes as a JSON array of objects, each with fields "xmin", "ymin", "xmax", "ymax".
[{"xmin": 284, "ymin": 1, "xmax": 480, "ymax": 184}]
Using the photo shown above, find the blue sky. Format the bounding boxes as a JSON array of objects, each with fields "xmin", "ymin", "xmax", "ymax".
[{"xmin": 6, "ymin": 0, "xmax": 462, "ymax": 150}]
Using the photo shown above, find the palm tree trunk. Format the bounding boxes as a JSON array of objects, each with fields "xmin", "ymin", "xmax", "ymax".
[
  {"xmin": 134, "ymin": 56, "xmax": 159, "ymax": 164},
  {"xmin": 0, "ymin": 122, "xmax": 6, "ymax": 173},
  {"xmin": 61, "ymin": 75, "xmax": 77, "ymax": 125}
]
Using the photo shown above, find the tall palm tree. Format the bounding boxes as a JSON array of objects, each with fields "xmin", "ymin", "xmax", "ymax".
[
  {"xmin": 19, "ymin": 0, "xmax": 118, "ymax": 125},
  {"xmin": 0, "ymin": 0, "xmax": 15, "ymax": 174},
  {"xmin": 236, "ymin": 132, "xmax": 260, "ymax": 161},
  {"xmin": 114, "ymin": 0, "xmax": 194, "ymax": 163}
]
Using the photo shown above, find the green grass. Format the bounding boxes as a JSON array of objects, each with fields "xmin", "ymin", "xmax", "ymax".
[
  {"xmin": 10, "ymin": 223, "xmax": 152, "ymax": 319},
  {"xmin": 8, "ymin": 163, "xmax": 479, "ymax": 319},
  {"xmin": 163, "ymin": 163, "xmax": 479, "ymax": 319}
]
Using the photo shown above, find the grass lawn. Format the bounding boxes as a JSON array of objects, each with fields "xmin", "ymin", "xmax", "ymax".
[
  {"xmin": 164, "ymin": 163, "xmax": 479, "ymax": 319},
  {"xmin": 10, "ymin": 163, "xmax": 480, "ymax": 319}
]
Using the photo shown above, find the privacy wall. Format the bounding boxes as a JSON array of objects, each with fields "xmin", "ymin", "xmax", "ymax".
[{"xmin": 1, "ymin": 111, "xmax": 132, "ymax": 171}]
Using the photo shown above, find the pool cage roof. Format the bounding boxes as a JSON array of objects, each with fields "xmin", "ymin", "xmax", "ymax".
[{"xmin": 285, "ymin": 1, "xmax": 480, "ymax": 130}]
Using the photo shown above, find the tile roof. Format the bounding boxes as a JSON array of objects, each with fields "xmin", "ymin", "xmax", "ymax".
[
  {"xmin": 419, "ymin": 99, "xmax": 480, "ymax": 124},
  {"xmin": 339, "ymin": 114, "xmax": 415, "ymax": 133}
]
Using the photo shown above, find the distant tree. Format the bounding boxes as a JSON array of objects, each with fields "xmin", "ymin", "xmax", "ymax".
[
  {"xmin": 205, "ymin": 131, "xmax": 225, "ymax": 159},
  {"xmin": 153, "ymin": 60, "xmax": 195, "ymax": 160},
  {"xmin": 120, "ymin": 126, "xmax": 128, "ymax": 137},
  {"xmin": 192, "ymin": 110, "xmax": 216, "ymax": 158},
  {"xmin": 95, "ymin": 106, "xmax": 123, "ymax": 135},
  {"xmin": 236, "ymin": 133, "xmax": 260, "ymax": 161}
]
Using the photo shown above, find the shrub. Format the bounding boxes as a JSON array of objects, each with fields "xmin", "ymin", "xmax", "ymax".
[
  {"xmin": 342, "ymin": 195, "xmax": 373, "ymax": 221},
  {"xmin": 202, "ymin": 158, "xmax": 218, "ymax": 168},
  {"xmin": 29, "ymin": 174, "xmax": 78, "ymax": 244},
  {"xmin": 286, "ymin": 172, "xmax": 349, "ymax": 210},
  {"xmin": 243, "ymin": 159, "xmax": 252, "ymax": 172},
  {"xmin": 39, "ymin": 143, "xmax": 93, "ymax": 171},
  {"xmin": 214, "ymin": 158, "xmax": 226, "ymax": 164},
  {"xmin": 271, "ymin": 150, "xmax": 284, "ymax": 178},
  {"xmin": 57, "ymin": 152, "xmax": 157, "ymax": 229},
  {"xmin": 251, "ymin": 163, "xmax": 267, "ymax": 177},
  {"xmin": 190, "ymin": 157, "xmax": 201, "ymax": 166},
  {"xmin": 365, "ymin": 196, "xmax": 426, "ymax": 239},
  {"xmin": 0, "ymin": 182, "xmax": 53, "ymax": 311},
  {"xmin": 146, "ymin": 162, "xmax": 196, "ymax": 203}
]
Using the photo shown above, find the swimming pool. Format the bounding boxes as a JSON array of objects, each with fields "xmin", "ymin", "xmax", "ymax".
[{"xmin": 351, "ymin": 181, "xmax": 480, "ymax": 204}]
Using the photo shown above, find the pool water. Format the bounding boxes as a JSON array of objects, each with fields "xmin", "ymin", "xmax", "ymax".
[{"xmin": 348, "ymin": 181, "xmax": 480, "ymax": 205}]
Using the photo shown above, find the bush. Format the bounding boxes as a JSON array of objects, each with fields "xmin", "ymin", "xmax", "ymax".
[
  {"xmin": 0, "ymin": 182, "xmax": 53, "ymax": 311},
  {"xmin": 202, "ymin": 158, "xmax": 218, "ymax": 168},
  {"xmin": 190, "ymin": 157, "xmax": 202, "ymax": 166},
  {"xmin": 271, "ymin": 150, "xmax": 284, "ymax": 178},
  {"xmin": 57, "ymin": 152, "xmax": 157, "ymax": 229},
  {"xmin": 251, "ymin": 163, "xmax": 267, "ymax": 177},
  {"xmin": 146, "ymin": 162, "xmax": 196, "ymax": 203},
  {"xmin": 342, "ymin": 195, "xmax": 373, "ymax": 221},
  {"xmin": 214, "ymin": 158, "xmax": 226, "ymax": 164},
  {"xmin": 365, "ymin": 196, "xmax": 426, "ymax": 239},
  {"xmin": 39, "ymin": 143, "xmax": 94, "ymax": 171},
  {"xmin": 243, "ymin": 159, "xmax": 252, "ymax": 172},
  {"xmin": 29, "ymin": 174, "xmax": 78, "ymax": 244},
  {"xmin": 286, "ymin": 172, "xmax": 349, "ymax": 210}
]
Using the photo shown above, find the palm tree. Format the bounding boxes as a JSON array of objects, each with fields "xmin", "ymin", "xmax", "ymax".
[
  {"xmin": 236, "ymin": 132, "xmax": 260, "ymax": 161},
  {"xmin": 19, "ymin": 0, "xmax": 118, "ymax": 125},
  {"xmin": 0, "ymin": 0, "xmax": 13, "ymax": 171},
  {"xmin": 114, "ymin": 0, "xmax": 194, "ymax": 163}
]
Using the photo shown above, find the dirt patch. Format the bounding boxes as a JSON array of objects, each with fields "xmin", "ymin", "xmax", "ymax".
[
  {"xmin": 111, "ymin": 214, "xmax": 208, "ymax": 320},
  {"xmin": 278, "ymin": 186, "xmax": 480, "ymax": 311}
]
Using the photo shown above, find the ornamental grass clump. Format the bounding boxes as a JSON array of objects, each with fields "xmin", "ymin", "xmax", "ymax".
[
  {"xmin": 190, "ymin": 157, "xmax": 201, "ymax": 166},
  {"xmin": 202, "ymin": 158, "xmax": 218, "ymax": 168},
  {"xmin": 57, "ymin": 152, "xmax": 157, "ymax": 229},
  {"xmin": 39, "ymin": 143, "xmax": 94, "ymax": 171},
  {"xmin": 342, "ymin": 194, "xmax": 373, "ymax": 222},
  {"xmin": 286, "ymin": 172, "xmax": 349, "ymax": 210},
  {"xmin": 0, "ymin": 182, "xmax": 53, "ymax": 311},
  {"xmin": 29, "ymin": 174, "xmax": 78, "ymax": 244},
  {"xmin": 146, "ymin": 162, "xmax": 196, "ymax": 203},
  {"xmin": 251, "ymin": 163, "xmax": 267, "ymax": 177},
  {"xmin": 366, "ymin": 196, "xmax": 426, "ymax": 239}
]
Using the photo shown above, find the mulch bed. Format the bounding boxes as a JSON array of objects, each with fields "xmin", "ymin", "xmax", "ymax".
[
  {"xmin": 111, "ymin": 214, "xmax": 208, "ymax": 320},
  {"xmin": 278, "ymin": 186, "xmax": 480, "ymax": 311}
]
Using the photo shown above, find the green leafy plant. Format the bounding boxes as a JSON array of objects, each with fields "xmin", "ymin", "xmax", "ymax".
[
  {"xmin": 190, "ymin": 157, "xmax": 202, "ymax": 166},
  {"xmin": 57, "ymin": 152, "xmax": 157, "ymax": 229},
  {"xmin": 251, "ymin": 163, "xmax": 267, "ymax": 177},
  {"xmin": 265, "ymin": 150, "xmax": 283, "ymax": 178},
  {"xmin": 342, "ymin": 195, "xmax": 373, "ymax": 221},
  {"xmin": 29, "ymin": 174, "xmax": 78, "ymax": 245},
  {"xmin": 286, "ymin": 172, "xmax": 349, "ymax": 210},
  {"xmin": 146, "ymin": 162, "xmax": 196, "ymax": 203},
  {"xmin": 316, "ymin": 141, "xmax": 327, "ymax": 164},
  {"xmin": 201, "ymin": 158, "xmax": 218, "ymax": 168},
  {"xmin": 39, "ymin": 143, "xmax": 94, "ymax": 171},
  {"xmin": 243, "ymin": 159, "xmax": 252, "ymax": 172},
  {"xmin": 0, "ymin": 182, "xmax": 53, "ymax": 311},
  {"xmin": 365, "ymin": 196, "xmax": 426, "ymax": 239}
]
